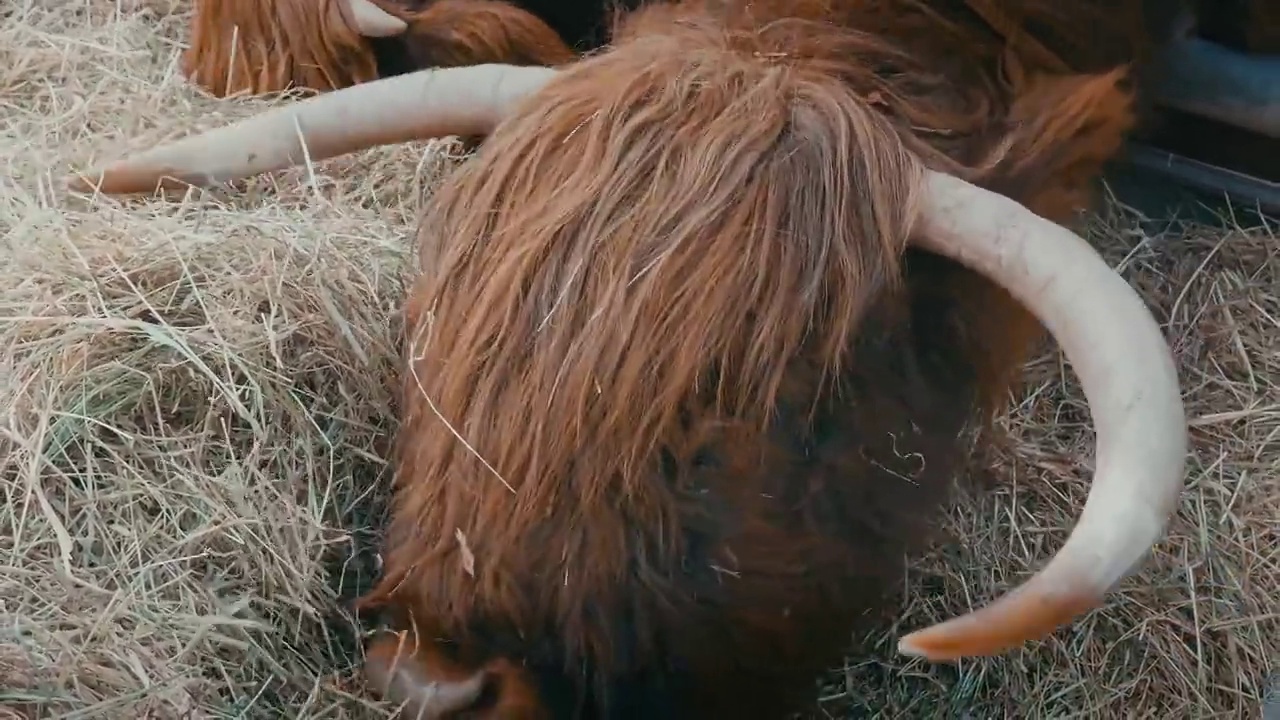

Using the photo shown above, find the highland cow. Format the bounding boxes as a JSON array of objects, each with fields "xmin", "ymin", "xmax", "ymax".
[{"xmin": 71, "ymin": 1, "xmax": 1190, "ymax": 718}]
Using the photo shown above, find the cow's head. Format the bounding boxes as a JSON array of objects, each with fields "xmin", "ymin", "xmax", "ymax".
[{"xmin": 69, "ymin": 20, "xmax": 1189, "ymax": 717}]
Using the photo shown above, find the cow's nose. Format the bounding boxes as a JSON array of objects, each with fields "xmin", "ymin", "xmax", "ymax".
[
  {"xmin": 363, "ymin": 630, "xmax": 487, "ymax": 718},
  {"xmin": 363, "ymin": 631, "xmax": 551, "ymax": 719}
]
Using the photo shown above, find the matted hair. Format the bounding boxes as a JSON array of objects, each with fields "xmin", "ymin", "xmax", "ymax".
[{"xmin": 398, "ymin": 0, "xmax": 577, "ymax": 69}]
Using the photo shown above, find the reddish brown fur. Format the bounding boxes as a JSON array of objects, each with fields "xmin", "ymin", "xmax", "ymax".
[
  {"xmin": 181, "ymin": 0, "xmax": 611, "ymax": 97},
  {"xmin": 347, "ymin": 1, "xmax": 1153, "ymax": 717},
  {"xmin": 396, "ymin": 0, "xmax": 578, "ymax": 69},
  {"xmin": 184, "ymin": 0, "xmax": 383, "ymax": 97}
]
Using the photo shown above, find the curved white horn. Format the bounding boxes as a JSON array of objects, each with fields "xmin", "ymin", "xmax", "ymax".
[
  {"xmin": 898, "ymin": 171, "xmax": 1188, "ymax": 660},
  {"xmin": 67, "ymin": 64, "xmax": 559, "ymax": 195},
  {"xmin": 343, "ymin": 0, "xmax": 409, "ymax": 37}
]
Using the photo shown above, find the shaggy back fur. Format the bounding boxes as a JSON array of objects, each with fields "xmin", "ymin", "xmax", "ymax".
[
  {"xmin": 353, "ymin": 1, "xmax": 1144, "ymax": 717},
  {"xmin": 380, "ymin": 0, "xmax": 579, "ymax": 71},
  {"xmin": 388, "ymin": 0, "xmax": 639, "ymax": 51}
]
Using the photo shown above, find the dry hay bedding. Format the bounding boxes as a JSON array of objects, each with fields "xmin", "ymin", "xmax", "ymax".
[{"xmin": 1, "ymin": 1, "xmax": 1277, "ymax": 718}]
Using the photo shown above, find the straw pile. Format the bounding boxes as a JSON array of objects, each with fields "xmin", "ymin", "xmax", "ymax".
[{"xmin": 1, "ymin": 1, "xmax": 1275, "ymax": 717}]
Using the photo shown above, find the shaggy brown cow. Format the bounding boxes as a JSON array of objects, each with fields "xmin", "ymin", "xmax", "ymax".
[{"xmin": 71, "ymin": 1, "xmax": 1189, "ymax": 717}]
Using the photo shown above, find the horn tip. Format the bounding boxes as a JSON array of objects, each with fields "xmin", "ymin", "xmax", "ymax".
[
  {"xmin": 65, "ymin": 171, "xmax": 100, "ymax": 194},
  {"xmin": 895, "ymin": 630, "xmax": 967, "ymax": 662},
  {"xmin": 895, "ymin": 586, "xmax": 1105, "ymax": 661},
  {"xmin": 64, "ymin": 167, "xmax": 212, "ymax": 196}
]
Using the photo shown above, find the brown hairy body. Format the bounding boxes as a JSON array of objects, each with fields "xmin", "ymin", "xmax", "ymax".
[
  {"xmin": 381, "ymin": 0, "xmax": 635, "ymax": 53},
  {"xmin": 349, "ymin": 1, "xmax": 1147, "ymax": 717},
  {"xmin": 373, "ymin": 0, "xmax": 579, "ymax": 69}
]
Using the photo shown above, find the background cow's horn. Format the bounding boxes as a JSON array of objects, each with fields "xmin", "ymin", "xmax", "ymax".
[
  {"xmin": 66, "ymin": 64, "xmax": 559, "ymax": 195},
  {"xmin": 343, "ymin": 0, "xmax": 409, "ymax": 37},
  {"xmin": 897, "ymin": 170, "xmax": 1188, "ymax": 660}
]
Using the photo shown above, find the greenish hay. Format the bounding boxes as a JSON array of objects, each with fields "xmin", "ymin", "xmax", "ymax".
[{"xmin": 1, "ymin": 1, "xmax": 1276, "ymax": 718}]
